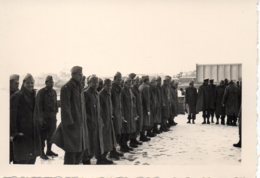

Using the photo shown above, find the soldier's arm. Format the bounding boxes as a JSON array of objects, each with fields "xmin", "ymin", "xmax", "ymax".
[
  {"xmin": 35, "ymin": 89, "xmax": 45, "ymax": 125},
  {"xmin": 10, "ymin": 93, "xmax": 20, "ymax": 137}
]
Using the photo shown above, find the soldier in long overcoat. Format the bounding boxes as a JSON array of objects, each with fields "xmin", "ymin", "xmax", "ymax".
[
  {"xmin": 10, "ymin": 74, "xmax": 20, "ymax": 163},
  {"xmin": 82, "ymin": 75, "xmax": 113, "ymax": 164},
  {"xmin": 154, "ymin": 76, "xmax": 162, "ymax": 134},
  {"xmin": 99, "ymin": 79, "xmax": 117, "ymax": 161},
  {"xmin": 222, "ymin": 80, "xmax": 241, "ymax": 126},
  {"xmin": 52, "ymin": 66, "xmax": 89, "ymax": 165},
  {"xmin": 149, "ymin": 77, "xmax": 160, "ymax": 137},
  {"xmin": 170, "ymin": 80, "xmax": 178, "ymax": 126},
  {"xmin": 120, "ymin": 77, "xmax": 136, "ymax": 152},
  {"xmin": 196, "ymin": 79, "xmax": 211, "ymax": 124},
  {"xmin": 208, "ymin": 79, "xmax": 216, "ymax": 123},
  {"xmin": 161, "ymin": 76, "xmax": 171, "ymax": 131},
  {"xmin": 185, "ymin": 81, "xmax": 198, "ymax": 124},
  {"xmin": 215, "ymin": 80, "xmax": 226, "ymax": 125},
  {"xmin": 10, "ymin": 74, "xmax": 41, "ymax": 164},
  {"xmin": 34, "ymin": 75, "xmax": 59, "ymax": 160},
  {"xmin": 139, "ymin": 76, "xmax": 151, "ymax": 141},
  {"xmin": 110, "ymin": 72, "xmax": 124, "ymax": 158},
  {"xmin": 131, "ymin": 76, "xmax": 144, "ymax": 145}
]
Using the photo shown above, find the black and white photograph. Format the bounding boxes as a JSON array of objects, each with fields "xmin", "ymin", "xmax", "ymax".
[{"xmin": 0, "ymin": 0, "xmax": 258, "ymax": 177}]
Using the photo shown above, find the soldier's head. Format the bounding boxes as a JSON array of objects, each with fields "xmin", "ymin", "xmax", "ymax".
[
  {"xmin": 128, "ymin": 73, "xmax": 136, "ymax": 80},
  {"xmin": 150, "ymin": 77, "xmax": 157, "ymax": 87},
  {"xmin": 210, "ymin": 79, "xmax": 214, "ymax": 85},
  {"xmin": 124, "ymin": 77, "xmax": 132, "ymax": 88},
  {"xmin": 103, "ymin": 78, "xmax": 112, "ymax": 93},
  {"xmin": 203, "ymin": 79, "xmax": 209, "ymax": 85},
  {"xmin": 10, "ymin": 74, "xmax": 20, "ymax": 92},
  {"xmin": 113, "ymin": 72, "xmax": 122, "ymax": 85},
  {"xmin": 88, "ymin": 75, "xmax": 99, "ymax": 90},
  {"xmin": 189, "ymin": 81, "xmax": 194, "ymax": 87},
  {"xmin": 98, "ymin": 78, "xmax": 104, "ymax": 89},
  {"xmin": 142, "ymin": 75, "xmax": 149, "ymax": 84},
  {"xmin": 220, "ymin": 80, "xmax": 224, "ymax": 86},
  {"xmin": 71, "ymin": 66, "xmax": 83, "ymax": 83},
  {"xmin": 156, "ymin": 76, "xmax": 162, "ymax": 86},
  {"xmin": 45, "ymin": 75, "xmax": 54, "ymax": 89},
  {"xmin": 133, "ymin": 76, "xmax": 140, "ymax": 87},
  {"xmin": 224, "ymin": 78, "xmax": 229, "ymax": 85},
  {"xmin": 22, "ymin": 73, "xmax": 34, "ymax": 92},
  {"xmin": 163, "ymin": 76, "xmax": 171, "ymax": 85}
]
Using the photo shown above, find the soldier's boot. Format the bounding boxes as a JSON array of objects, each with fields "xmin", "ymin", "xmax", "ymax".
[
  {"xmin": 140, "ymin": 132, "xmax": 150, "ymax": 142},
  {"xmin": 211, "ymin": 117, "xmax": 214, "ymax": 123},
  {"xmin": 233, "ymin": 117, "xmax": 238, "ymax": 126},
  {"xmin": 40, "ymin": 150, "xmax": 49, "ymax": 160},
  {"xmin": 221, "ymin": 116, "xmax": 225, "ymax": 125},
  {"xmin": 216, "ymin": 117, "xmax": 219, "ymax": 125},
  {"xmin": 129, "ymin": 139, "xmax": 138, "ymax": 148},
  {"xmin": 187, "ymin": 119, "xmax": 191, "ymax": 124},
  {"xmin": 147, "ymin": 129, "xmax": 156, "ymax": 137},
  {"xmin": 134, "ymin": 138, "xmax": 143, "ymax": 145},
  {"xmin": 187, "ymin": 114, "xmax": 191, "ymax": 124},
  {"xmin": 109, "ymin": 149, "xmax": 120, "ymax": 160},
  {"xmin": 173, "ymin": 117, "xmax": 178, "ymax": 125},
  {"xmin": 192, "ymin": 119, "xmax": 195, "ymax": 124},
  {"xmin": 202, "ymin": 118, "xmax": 206, "ymax": 124},
  {"xmin": 233, "ymin": 140, "xmax": 241, "ymax": 148},
  {"xmin": 192, "ymin": 114, "xmax": 196, "ymax": 124},
  {"xmin": 153, "ymin": 124, "xmax": 160, "ymax": 134},
  {"xmin": 46, "ymin": 143, "xmax": 58, "ymax": 157},
  {"xmin": 207, "ymin": 117, "xmax": 210, "ymax": 124},
  {"xmin": 97, "ymin": 153, "xmax": 114, "ymax": 165}
]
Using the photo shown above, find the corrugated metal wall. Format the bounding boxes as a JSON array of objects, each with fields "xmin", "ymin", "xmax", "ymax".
[{"xmin": 196, "ymin": 64, "xmax": 242, "ymax": 83}]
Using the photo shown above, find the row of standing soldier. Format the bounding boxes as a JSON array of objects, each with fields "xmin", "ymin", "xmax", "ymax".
[{"xmin": 9, "ymin": 66, "xmax": 180, "ymax": 165}]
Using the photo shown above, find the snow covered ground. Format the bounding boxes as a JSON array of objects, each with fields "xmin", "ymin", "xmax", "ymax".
[{"xmin": 36, "ymin": 113, "xmax": 241, "ymax": 165}]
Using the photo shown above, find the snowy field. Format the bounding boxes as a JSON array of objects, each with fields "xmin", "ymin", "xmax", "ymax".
[{"xmin": 36, "ymin": 113, "xmax": 241, "ymax": 165}]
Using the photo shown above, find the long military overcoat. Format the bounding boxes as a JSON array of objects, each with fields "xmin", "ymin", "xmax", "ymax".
[
  {"xmin": 111, "ymin": 83, "xmax": 122, "ymax": 136},
  {"xmin": 132, "ymin": 86, "xmax": 143, "ymax": 132},
  {"xmin": 139, "ymin": 83, "xmax": 151, "ymax": 129},
  {"xmin": 185, "ymin": 86, "xmax": 198, "ymax": 114}
]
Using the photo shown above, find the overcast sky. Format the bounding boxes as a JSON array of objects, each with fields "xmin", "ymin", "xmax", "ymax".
[{"xmin": 0, "ymin": 0, "xmax": 254, "ymax": 78}]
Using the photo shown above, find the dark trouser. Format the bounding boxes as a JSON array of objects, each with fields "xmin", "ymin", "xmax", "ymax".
[
  {"xmin": 227, "ymin": 114, "xmax": 237, "ymax": 126},
  {"xmin": 202, "ymin": 110, "xmax": 210, "ymax": 122},
  {"xmin": 64, "ymin": 152, "xmax": 83, "ymax": 165},
  {"xmin": 13, "ymin": 157, "xmax": 36, "ymax": 164},
  {"xmin": 216, "ymin": 114, "xmax": 225, "ymax": 124},
  {"xmin": 120, "ymin": 133, "xmax": 129, "ymax": 147},
  {"xmin": 188, "ymin": 113, "xmax": 196, "ymax": 120},
  {"xmin": 10, "ymin": 141, "xmax": 13, "ymax": 163},
  {"xmin": 209, "ymin": 109, "xmax": 215, "ymax": 121},
  {"xmin": 40, "ymin": 117, "xmax": 57, "ymax": 153}
]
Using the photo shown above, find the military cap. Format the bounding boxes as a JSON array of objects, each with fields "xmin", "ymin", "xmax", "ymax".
[
  {"xmin": 23, "ymin": 73, "xmax": 34, "ymax": 81},
  {"xmin": 128, "ymin": 73, "xmax": 136, "ymax": 80},
  {"xmin": 71, "ymin": 66, "xmax": 82, "ymax": 74},
  {"xmin": 114, "ymin": 72, "xmax": 122, "ymax": 78},
  {"xmin": 10, "ymin": 74, "xmax": 19, "ymax": 81},
  {"xmin": 210, "ymin": 79, "xmax": 214, "ymax": 82},
  {"xmin": 204, "ymin": 78, "xmax": 209, "ymax": 82},
  {"xmin": 45, "ymin": 75, "xmax": 53, "ymax": 82},
  {"xmin": 88, "ymin": 74, "xmax": 98, "ymax": 83},
  {"xmin": 124, "ymin": 77, "xmax": 131, "ymax": 83},
  {"xmin": 164, "ymin": 75, "xmax": 171, "ymax": 81},
  {"xmin": 156, "ymin": 76, "xmax": 161, "ymax": 81},
  {"xmin": 150, "ymin": 77, "xmax": 157, "ymax": 83},
  {"xmin": 104, "ymin": 78, "xmax": 112, "ymax": 85}
]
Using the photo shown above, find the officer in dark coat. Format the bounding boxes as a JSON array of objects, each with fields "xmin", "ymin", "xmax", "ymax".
[
  {"xmin": 222, "ymin": 80, "xmax": 241, "ymax": 126},
  {"xmin": 110, "ymin": 72, "xmax": 124, "ymax": 158},
  {"xmin": 35, "ymin": 75, "xmax": 58, "ymax": 160},
  {"xmin": 52, "ymin": 66, "xmax": 89, "ymax": 164},
  {"xmin": 99, "ymin": 79, "xmax": 117, "ymax": 161},
  {"xmin": 208, "ymin": 79, "xmax": 216, "ymax": 123},
  {"xmin": 131, "ymin": 76, "xmax": 144, "ymax": 145},
  {"xmin": 10, "ymin": 74, "xmax": 41, "ymax": 164},
  {"xmin": 185, "ymin": 81, "xmax": 198, "ymax": 124},
  {"xmin": 161, "ymin": 76, "xmax": 171, "ymax": 131},
  {"xmin": 196, "ymin": 79, "xmax": 211, "ymax": 124},
  {"xmin": 215, "ymin": 80, "xmax": 226, "ymax": 125},
  {"xmin": 10, "ymin": 74, "xmax": 20, "ymax": 163},
  {"xmin": 121, "ymin": 77, "xmax": 137, "ymax": 152},
  {"xmin": 82, "ymin": 75, "xmax": 112, "ymax": 164},
  {"xmin": 139, "ymin": 75, "xmax": 151, "ymax": 141}
]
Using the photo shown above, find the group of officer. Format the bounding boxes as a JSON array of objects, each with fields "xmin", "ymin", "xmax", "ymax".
[
  {"xmin": 9, "ymin": 66, "xmax": 181, "ymax": 165},
  {"xmin": 185, "ymin": 78, "xmax": 242, "ymax": 148}
]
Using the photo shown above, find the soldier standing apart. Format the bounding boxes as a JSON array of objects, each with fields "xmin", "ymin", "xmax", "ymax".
[
  {"xmin": 35, "ymin": 75, "xmax": 58, "ymax": 160},
  {"xmin": 10, "ymin": 74, "xmax": 41, "ymax": 164},
  {"xmin": 196, "ymin": 79, "xmax": 211, "ymax": 124},
  {"xmin": 10, "ymin": 74, "xmax": 20, "ymax": 163},
  {"xmin": 185, "ymin": 81, "xmax": 198, "ymax": 124},
  {"xmin": 52, "ymin": 66, "xmax": 89, "ymax": 164},
  {"xmin": 99, "ymin": 79, "xmax": 117, "ymax": 162},
  {"xmin": 215, "ymin": 80, "xmax": 226, "ymax": 125},
  {"xmin": 222, "ymin": 80, "xmax": 240, "ymax": 126},
  {"xmin": 208, "ymin": 79, "xmax": 216, "ymax": 123},
  {"xmin": 83, "ymin": 75, "xmax": 113, "ymax": 164},
  {"xmin": 110, "ymin": 72, "xmax": 124, "ymax": 158},
  {"xmin": 139, "ymin": 76, "xmax": 151, "ymax": 141}
]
